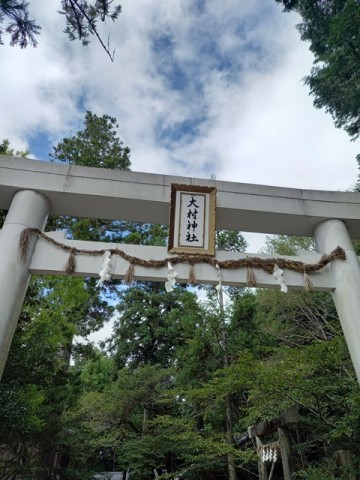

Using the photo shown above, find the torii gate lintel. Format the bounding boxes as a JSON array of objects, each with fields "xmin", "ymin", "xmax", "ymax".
[{"xmin": 1, "ymin": 157, "xmax": 360, "ymax": 384}]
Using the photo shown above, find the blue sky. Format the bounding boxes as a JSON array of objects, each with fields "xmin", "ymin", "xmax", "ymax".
[
  {"xmin": 2, "ymin": 0, "xmax": 359, "ymax": 343},
  {"xmin": 0, "ymin": 1, "xmax": 359, "ymax": 197}
]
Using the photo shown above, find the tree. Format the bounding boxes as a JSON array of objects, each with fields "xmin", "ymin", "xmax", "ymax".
[
  {"xmin": 275, "ymin": 0, "xmax": 360, "ymax": 140},
  {"xmin": 241, "ymin": 337, "xmax": 360, "ymax": 476},
  {"xmin": 51, "ymin": 111, "xmax": 130, "ymax": 170},
  {"xmin": 249, "ymin": 234, "xmax": 360, "ymax": 477},
  {"xmin": 0, "ymin": 0, "xmax": 40, "ymax": 47},
  {"xmin": 0, "ymin": 0, "xmax": 122, "ymax": 60},
  {"xmin": 264, "ymin": 234, "xmax": 315, "ymax": 256},
  {"xmin": 216, "ymin": 230, "xmax": 248, "ymax": 253},
  {"xmin": 172, "ymin": 290, "xmax": 266, "ymax": 479},
  {"xmin": 110, "ymin": 284, "xmax": 203, "ymax": 369},
  {"xmin": 49, "ymin": 111, "xmax": 133, "ymax": 242},
  {"xmin": 0, "ymin": 138, "xmax": 29, "ymax": 157},
  {"xmin": 0, "ymin": 115, "xmax": 131, "ymax": 479},
  {"xmin": 0, "ymin": 273, "xmax": 116, "ymax": 479},
  {"xmin": 202, "ymin": 230, "xmax": 248, "ymax": 480}
]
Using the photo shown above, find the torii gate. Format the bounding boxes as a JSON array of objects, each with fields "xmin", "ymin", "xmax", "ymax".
[{"xmin": 1, "ymin": 156, "xmax": 360, "ymax": 385}]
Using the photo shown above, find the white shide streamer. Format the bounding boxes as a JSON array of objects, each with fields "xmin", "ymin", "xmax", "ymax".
[
  {"xmin": 96, "ymin": 251, "xmax": 112, "ymax": 287},
  {"xmin": 215, "ymin": 263, "xmax": 223, "ymax": 302},
  {"xmin": 273, "ymin": 264, "xmax": 288, "ymax": 293},
  {"xmin": 165, "ymin": 262, "xmax": 178, "ymax": 292}
]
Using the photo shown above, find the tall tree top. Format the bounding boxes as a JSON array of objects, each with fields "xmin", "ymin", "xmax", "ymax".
[
  {"xmin": 51, "ymin": 111, "xmax": 131, "ymax": 171},
  {"xmin": 276, "ymin": 0, "xmax": 360, "ymax": 139}
]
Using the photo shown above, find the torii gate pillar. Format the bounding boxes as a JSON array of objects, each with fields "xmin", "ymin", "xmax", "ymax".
[
  {"xmin": 0, "ymin": 190, "xmax": 49, "ymax": 377},
  {"xmin": 315, "ymin": 219, "xmax": 360, "ymax": 384}
]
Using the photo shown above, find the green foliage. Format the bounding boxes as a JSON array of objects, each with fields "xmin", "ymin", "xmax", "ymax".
[
  {"xmin": 0, "ymin": 113, "xmax": 129, "ymax": 478},
  {"xmin": 228, "ymin": 291, "xmax": 265, "ymax": 355},
  {"xmin": 51, "ymin": 111, "xmax": 130, "ymax": 170},
  {"xmin": 0, "ymin": 275, "xmax": 103, "ymax": 476},
  {"xmin": 0, "ymin": 0, "xmax": 40, "ymax": 47},
  {"xmin": 0, "ymin": 382, "xmax": 45, "ymax": 438},
  {"xmin": 294, "ymin": 465, "xmax": 336, "ymax": 480},
  {"xmin": 264, "ymin": 234, "xmax": 316, "ymax": 255},
  {"xmin": 216, "ymin": 230, "xmax": 248, "ymax": 252},
  {"xmin": 60, "ymin": 0, "xmax": 121, "ymax": 48},
  {"xmin": 256, "ymin": 288, "xmax": 339, "ymax": 346},
  {"xmin": 0, "ymin": 0, "xmax": 122, "ymax": 59},
  {"xmin": 48, "ymin": 111, "xmax": 138, "ymax": 243},
  {"xmin": 0, "ymin": 137, "xmax": 29, "ymax": 157},
  {"xmin": 111, "ymin": 285, "xmax": 202, "ymax": 368},
  {"xmin": 63, "ymin": 365, "xmax": 176, "ymax": 474},
  {"xmin": 3, "ymin": 139, "xmax": 360, "ymax": 479},
  {"xmin": 260, "ymin": 234, "xmax": 338, "ymax": 345},
  {"xmin": 123, "ymin": 223, "xmax": 169, "ymax": 247},
  {"xmin": 77, "ymin": 351, "xmax": 117, "ymax": 392},
  {"xmin": 276, "ymin": 0, "xmax": 360, "ymax": 139}
]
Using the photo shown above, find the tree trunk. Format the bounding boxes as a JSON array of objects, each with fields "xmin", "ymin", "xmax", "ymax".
[
  {"xmin": 225, "ymin": 392, "xmax": 237, "ymax": 480},
  {"xmin": 143, "ymin": 406, "xmax": 149, "ymax": 433},
  {"xmin": 222, "ymin": 326, "xmax": 237, "ymax": 480},
  {"xmin": 278, "ymin": 426, "xmax": 294, "ymax": 480},
  {"xmin": 335, "ymin": 450, "xmax": 356, "ymax": 480},
  {"xmin": 36, "ymin": 445, "xmax": 56, "ymax": 480},
  {"xmin": 36, "ymin": 340, "xmax": 72, "ymax": 479}
]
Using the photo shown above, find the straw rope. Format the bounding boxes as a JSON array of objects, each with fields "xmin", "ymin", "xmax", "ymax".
[{"xmin": 19, "ymin": 227, "xmax": 346, "ymax": 285}]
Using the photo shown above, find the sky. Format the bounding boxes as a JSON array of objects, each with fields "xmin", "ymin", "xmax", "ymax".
[{"xmin": 1, "ymin": 0, "xmax": 359, "ymax": 252}]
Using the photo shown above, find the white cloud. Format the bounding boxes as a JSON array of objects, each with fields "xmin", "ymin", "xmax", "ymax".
[{"xmin": 0, "ymin": 0, "xmax": 358, "ymax": 190}]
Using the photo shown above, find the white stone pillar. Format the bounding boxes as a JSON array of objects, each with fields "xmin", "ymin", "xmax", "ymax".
[
  {"xmin": 0, "ymin": 190, "xmax": 49, "ymax": 378},
  {"xmin": 314, "ymin": 219, "xmax": 360, "ymax": 384}
]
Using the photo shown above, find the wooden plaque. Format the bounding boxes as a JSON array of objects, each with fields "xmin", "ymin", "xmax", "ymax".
[{"xmin": 168, "ymin": 184, "xmax": 216, "ymax": 256}]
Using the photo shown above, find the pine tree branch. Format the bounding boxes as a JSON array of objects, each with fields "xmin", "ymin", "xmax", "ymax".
[{"xmin": 65, "ymin": 0, "xmax": 116, "ymax": 61}]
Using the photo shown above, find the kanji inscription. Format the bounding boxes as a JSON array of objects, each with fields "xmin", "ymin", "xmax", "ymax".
[{"xmin": 168, "ymin": 184, "xmax": 216, "ymax": 255}]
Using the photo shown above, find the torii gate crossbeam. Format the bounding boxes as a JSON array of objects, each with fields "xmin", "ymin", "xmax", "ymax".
[{"xmin": 1, "ymin": 156, "xmax": 360, "ymax": 384}]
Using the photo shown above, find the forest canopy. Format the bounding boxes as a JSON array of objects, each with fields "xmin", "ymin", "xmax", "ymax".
[
  {"xmin": 1, "ymin": 0, "xmax": 360, "ymax": 477},
  {"xmin": 1, "ymin": 113, "xmax": 360, "ymax": 478}
]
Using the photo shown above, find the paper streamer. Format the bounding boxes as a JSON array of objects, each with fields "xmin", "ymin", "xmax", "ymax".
[
  {"xmin": 273, "ymin": 264, "xmax": 288, "ymax": 293},
  {"xmin": 261, "ymin": 445, "xmax": 279, "ymax": 464},
  {"xmin": 165, "ymin": 262, "xmax": 178, "ymax": 292},
  {"xmin": 96, "ymin": 251, "xmax": 112, "ymax": 287},
  {"xmin": 215, "ymin": 263, "xmax": 223, "ymax": 302}
]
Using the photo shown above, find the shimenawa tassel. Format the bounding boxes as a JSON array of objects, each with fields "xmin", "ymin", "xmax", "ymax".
[
  {"xmin": 19, "ymin": 227, "xmax": 33, "ymax": 261},
  {"xmin": 64, "ymin": 249, "xmax": 76, "ymax": 275},
  {"xmin": 333, "ymin": 246, "xmax": 346, "ymax": 262},
  {"xmin": 247, "ymin": 266, "xmax": 257, "ymax": 287},
  {"xmin": 304, "ymin": 271, "xmax": 313, "ymax": 291},
  {"xmin": 124, "ymin": 263, "xmax": 134, "ymax": 284},
  {"xmin": 188, "ymin": 264, "xmax": 196, "ymax": 284}
]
